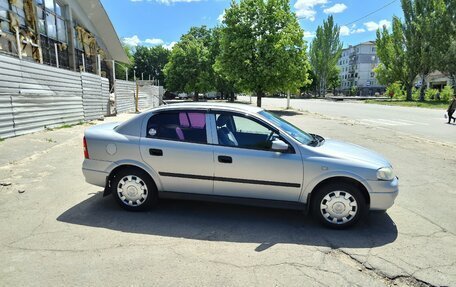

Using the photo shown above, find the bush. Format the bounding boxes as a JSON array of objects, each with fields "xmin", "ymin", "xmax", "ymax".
[
  {"xmin": 425, "ymin": 88, "xmax": 439, "ymax": 101},
  {"xmin": 441, "ymin": 85, "xmax": 454, "ymax": 102},
  {"xmin": 386, "ymin": 82, "xmax": 404, "ymax": 100},
  {"xmin": 412, "ymin": 88, "xmax": 420, "ymax": 101}
]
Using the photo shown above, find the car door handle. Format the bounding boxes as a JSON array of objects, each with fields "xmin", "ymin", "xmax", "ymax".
[
  {"xmin": 218, "ymin": 155, "xmax": 232, "ymax": 163},
  {"xmin": 149, "ymin": 148, "xmax": 163, "ymax": 156}
]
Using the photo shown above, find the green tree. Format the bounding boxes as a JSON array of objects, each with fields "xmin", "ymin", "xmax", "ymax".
[
  {"xmin": 401, "ymin": 0, "xmax": 448, "ymax": 101},
  {"xmin": 164, "ymin": 26, "xmax": 213, "ymax": 101},
  {"xmin": 217, "ymin": 0, "xmax": 310, "ymax": 107},
  {"xmin": 440, "ymin": 0, "xmax": 456, "ymax": 88},
  {"xmin": 211, "ymin": 27, "xmax": 237, "ymax": 101},
  {"xmin": 309, "ymin": 15, "xmax": 343, "ymax": 97},
  {"xmin": 133, "ymin": 45, "xmax": 170, "ymax": 86},
  {"xmin": 115, "ymin": 45, "xmax": 134, "ymax": 80},
  {"xmin": 376, "ymin": 17, "xmax": 417, "ymax": 101}
]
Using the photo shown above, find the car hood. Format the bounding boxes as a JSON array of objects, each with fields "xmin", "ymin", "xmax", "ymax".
[{"xmin": 312, "ymin": 139, "xmax": 391, "ymax": 168}]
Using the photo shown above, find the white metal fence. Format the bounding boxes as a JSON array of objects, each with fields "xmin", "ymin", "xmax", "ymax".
[
  {"xmin": 115, "ymin": 80, "xmax": 136, "ymax": 114},
  {"xmin": 0, "ymin": 54, "xmax": 163, "ymax": 139}
]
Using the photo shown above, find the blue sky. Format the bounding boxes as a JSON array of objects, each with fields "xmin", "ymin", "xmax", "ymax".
[{"xmin": 100, "ymin": 0, "xmax": 403, "ymax": 49}]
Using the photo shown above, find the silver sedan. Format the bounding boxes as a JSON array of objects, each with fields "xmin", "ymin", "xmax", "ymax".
[{"xmin": 82, "ymin": 103, "xmax": 398, "ymax": 228}]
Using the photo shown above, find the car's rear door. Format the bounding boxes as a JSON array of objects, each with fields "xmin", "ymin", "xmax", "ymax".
[
  {"xmin": 139, "ymin": 109, "xmax": 214, "ymax": 195},
  {"xmin": 210, "ymin": 111, "xmax": 304, "ymax": 202}
]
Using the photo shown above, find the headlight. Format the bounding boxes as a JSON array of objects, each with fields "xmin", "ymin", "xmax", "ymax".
[{"xmin": 377, "ymin": 167, "xmax": 395, "ymax": 181}]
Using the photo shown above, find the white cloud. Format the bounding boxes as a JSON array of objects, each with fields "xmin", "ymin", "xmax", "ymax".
[
  {"xmin": 304, "ymin": 31, "xmax": 316, "ymax": 38},
  {"xmin": 163, "ymin": 41, "xmax": 177, "ymax": 50},
  {"xmin": 217, "ymin": 10, "xmax": 225, "ymax": 23},
  {"xmin": 364, "ymin": 19, "xmax": 391, "ymax": 31},
  {"xmin": 323, "ymin": 3, "xmax": 347, "ymax": 14},
  {"xmin": 123, "ymin": 35, "xmax": 175, "ymax": 49},
  {"xmin": 144, "ymin": 38, "xmax": 164, "ymax": 45},
  {"xmin": 339, "ymin": 25, "xmax": 350, "ymax": 36},
  {"xmin": 123, "ymin": 35, "xmax": 141, "ymax": 46},
  {"xmin": 294, "ymin": 0, "xmax": 328, "ymax": 21},
  {"xmin": 339, "ymin": 25, "xmax": 366, "ymax": 36}
]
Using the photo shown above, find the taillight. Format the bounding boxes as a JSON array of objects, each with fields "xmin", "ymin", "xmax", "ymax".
[{"xmin": 83, "ymin": 137, "xmax": 89, "ymax": 159}]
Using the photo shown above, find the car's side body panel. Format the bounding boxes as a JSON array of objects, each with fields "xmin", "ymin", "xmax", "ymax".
[{"xmin": 82, "ymin": 103, "xmax": 398, "ymax": 215}]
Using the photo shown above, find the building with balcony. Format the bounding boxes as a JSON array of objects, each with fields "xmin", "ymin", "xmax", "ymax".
[
  {"xmin": 0, "ymin": 0, "xmax": 129, "ymax": 80},
  {"xmin": 337, "ymin": 41, "xmax": 385, "ymax": 96}
]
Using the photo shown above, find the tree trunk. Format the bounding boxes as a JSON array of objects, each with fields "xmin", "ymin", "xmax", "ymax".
[
  {"xmin": 193, "ymin": 91, "xmax": 199, "ymax": 102},
  {"xmin": 220, "ymin": 91, "xmax": 224, "ymax": 100},
  {"xmin": 256, "ymin": 91, "xmax": 263, "ymax": 107},
  {"xmin": 405, "ymin": 84, "xmax": 413, "ymax": 101},
  {"xmin": 229, "ymin": 92, "xmax": 235, "ymax": 102},
  {"xmin": 419, "ymin": 75, "xmax": 426, "ymax": 102}
]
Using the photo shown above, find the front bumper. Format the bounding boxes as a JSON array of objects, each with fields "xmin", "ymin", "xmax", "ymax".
[{"xmin": 367, "ymin": 176, "xmax": 399, "ymax": 210}]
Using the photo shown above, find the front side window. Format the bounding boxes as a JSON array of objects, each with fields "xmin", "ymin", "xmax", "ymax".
[
  {"xmin": 215, "ymin": 113, "xmax": 282, "ymax": 150},
  {"xmin": 259, "ymin": 111, "xmax": 313, "ymax": 145},
  {"xmin": 147, "ymin": 111, "xmax": 207, "ymax": 144}
]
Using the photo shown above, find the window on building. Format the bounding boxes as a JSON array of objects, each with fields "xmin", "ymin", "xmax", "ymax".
[
  {"xmin": 371, "ymin": 72, "xmax": 375, "ymax": 78},
  {"xmin": 372, "ymin": 47, "xmax": 376, "ymax": 52},
  {"xmin": 37, "ymin": 0, "xmax": 69, "ymax": 68}
]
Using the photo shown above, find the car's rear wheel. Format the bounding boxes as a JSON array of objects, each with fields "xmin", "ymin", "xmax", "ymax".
[
  {"xmin": 311, "ymin": 182, "xmax": 367, "ymax": 229},
  {"xmin": 111, "ymin": 168, "xmax": 157, "ymax": 211}
]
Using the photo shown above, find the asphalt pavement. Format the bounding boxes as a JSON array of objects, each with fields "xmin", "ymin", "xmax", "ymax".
[
  {"xmin": 0, "ymin": 108, "xmax": 455, "ymax": 286},
  {"xmin": 239, "ymin": 96, "xmax": 456, "ymax": 144}
]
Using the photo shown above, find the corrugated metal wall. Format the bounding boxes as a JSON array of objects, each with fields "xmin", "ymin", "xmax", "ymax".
[
  {"xmin": 0, "ymin": 54, "xmax": 163, "ymax": 139},
  {"xmin": 16, "ymin": 60, "xmax": 84, "ymax": 136},
  {"xmin": 115, "ymin": 80, "xmax": 136, "ymax": 113},
  {"xmin": 101, "ymin": 78, "xmax": 110, "ymax": 116},
  {"xmin": 0, "ymin": 54, "xmax": 109, "ymax": 139},
  {"xmin": 0, "ymin": 56, "xmax": 20, "ymax": 138},
  {"xmin": 81, "ymin": 72, "xmax": 106, "ymax": 121}
]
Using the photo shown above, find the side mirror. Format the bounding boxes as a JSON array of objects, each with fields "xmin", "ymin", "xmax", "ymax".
[{"xmin": 271, "ymin": 139, "xmax": 289, "ymax": 152}]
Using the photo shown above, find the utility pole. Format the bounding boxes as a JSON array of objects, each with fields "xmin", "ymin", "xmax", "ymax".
[{"xmin": 286, "ymin": 91, "xmax": 290, "ymax": 109}]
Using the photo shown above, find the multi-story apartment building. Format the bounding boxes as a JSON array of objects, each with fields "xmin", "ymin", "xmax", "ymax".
[{"xmin": 338, "ymin": 41, "xmax": 385, "ymax": 96}]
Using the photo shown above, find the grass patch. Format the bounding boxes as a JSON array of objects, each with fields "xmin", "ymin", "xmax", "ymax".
[
  {"xmin": 45, "ymin": 121, "xmax": 85, "ymax": 131},
  {"xmin": 45, "ymin": 138, "xmax": 57, "ymax": 143},
  {"xmin": 0, "ymin": 138, "xmax": 4, "ymax": 143},
  {"xmin": 364, "ymin": 100, "xmax": 450, "ymax": 109}
]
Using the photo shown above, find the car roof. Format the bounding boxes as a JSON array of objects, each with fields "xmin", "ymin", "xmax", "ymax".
[{"xmin": 151, "ymin": 102, "xmax": 263, "ymax": 114}]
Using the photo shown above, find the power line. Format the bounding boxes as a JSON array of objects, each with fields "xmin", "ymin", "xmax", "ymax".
[{"xmin": 343, "ymin": 0, "xmax": 398, "ymax": 27}]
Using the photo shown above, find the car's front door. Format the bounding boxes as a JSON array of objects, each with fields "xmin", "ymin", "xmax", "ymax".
[
  {"xmin": 139, "ymin": 110, "xmax": 214, "ymax": 195},
  {"xmin": 211, "ymin": 111, "xmax": 304, "ymax": 202}
]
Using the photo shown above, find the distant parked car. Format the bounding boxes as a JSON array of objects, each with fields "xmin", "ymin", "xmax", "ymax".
[
  {"xmin": 163, "ymin": 91, "xmax": 178, "ymax": 100},
  {"xmin": 177, "ymin": 93, "xmax": 189, "ymax": 99},
  {"xmin": 82, "ymin": 103, "xmax": 398, "ymax": 229}
]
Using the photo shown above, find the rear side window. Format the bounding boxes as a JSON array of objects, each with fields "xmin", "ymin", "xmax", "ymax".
[{"xmin": 146, "ymin": 111, "xmax": 207, "ymax": 144}]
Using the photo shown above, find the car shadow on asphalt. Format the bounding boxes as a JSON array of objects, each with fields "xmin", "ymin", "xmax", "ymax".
[{"xmin": 57, "ymin": 192, "xmax": 398, "ymax": 251}]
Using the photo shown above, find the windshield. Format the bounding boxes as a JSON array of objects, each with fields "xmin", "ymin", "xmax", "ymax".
[{"xmin": 259, "ymin": 111, "xmax": 314, "ymax": 145}]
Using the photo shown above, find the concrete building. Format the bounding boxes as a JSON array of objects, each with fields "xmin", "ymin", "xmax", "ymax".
[
  {"xmin": 0, "ymin": 0, "xmax": 129, "ymax": 80},
  {"xmin": 337, "ymin": 41, "xmax": 385, "ymax": 96}
]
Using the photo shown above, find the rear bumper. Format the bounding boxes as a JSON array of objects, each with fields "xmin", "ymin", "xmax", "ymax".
[
  {"xmin": 82, "ymin": 159, "xmax": 111, "ymax": 187},
  {"xmin": 367, "ymin": 177, "xmax": 399, "ymax": 210}
]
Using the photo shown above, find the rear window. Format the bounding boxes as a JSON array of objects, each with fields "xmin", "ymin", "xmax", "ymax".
[{"xmin": 146, "ymin": 111, "xmax": 207, "ymax": 144}]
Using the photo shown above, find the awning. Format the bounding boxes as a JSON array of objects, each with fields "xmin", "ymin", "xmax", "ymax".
[{"xmin": 75, "ymin": 0, "xmax": 130, "ymax": 64}]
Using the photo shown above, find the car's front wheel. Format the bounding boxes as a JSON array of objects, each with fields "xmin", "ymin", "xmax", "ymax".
[
  {"xmin": 311, "ymin": 182, "xmax": 367, "ymax": 229},
  {"xmin": 111, "ymin": 168, "xmax": 157, "ymax": 211}
]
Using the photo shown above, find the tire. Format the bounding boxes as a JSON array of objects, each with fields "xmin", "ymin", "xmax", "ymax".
[
  {"xmin": 311, "ymin": 182, "xmax": 367, "ymax": 229},
  {"xmin": 111, "ymin": 168, "xmax": 158, "ymax": 211}
]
